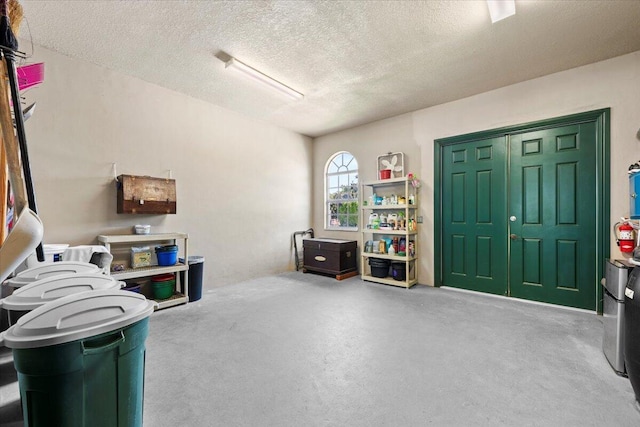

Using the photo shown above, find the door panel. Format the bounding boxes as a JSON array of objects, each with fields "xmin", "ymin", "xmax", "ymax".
[
  {"xmin": 436, "ymin": 110, "xmax": 608, "ymax": 311},
  {"xmin": 509, "ymin": 123, "xmax": 597, "ymax": 309},
  {"xmin": 442, "ymin": 138, "xmax": 507, "ymax": 295}
]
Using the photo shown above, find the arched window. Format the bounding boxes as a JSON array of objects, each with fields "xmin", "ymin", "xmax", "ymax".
[{"xmin": 325, "ymin": 151, "xmax": 358, "ymax": 230}]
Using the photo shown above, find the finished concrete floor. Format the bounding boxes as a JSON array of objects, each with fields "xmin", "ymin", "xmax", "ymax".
[
  {"xmin": 142, "ymin": 273, "xmax": 639, "ymax": 426},
  {"xmin": 1, "ymin": 272, "xmax": 638, "ymax": 426}
]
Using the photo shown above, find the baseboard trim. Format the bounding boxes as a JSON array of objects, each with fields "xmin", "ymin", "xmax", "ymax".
[{"xmin": 439, "ymin": 286, "xmax": 597, "ymax": 315}]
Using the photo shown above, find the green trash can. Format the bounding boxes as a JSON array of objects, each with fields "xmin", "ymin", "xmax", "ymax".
[{"xmin": 1, "ymin": 289, "xmax": 155, "ymax": 427}]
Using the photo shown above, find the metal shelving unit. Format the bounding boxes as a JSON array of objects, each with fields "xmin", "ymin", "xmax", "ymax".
[{"xmin": 97, "ymin": 232, "xmax": 189, "ymax": 310}]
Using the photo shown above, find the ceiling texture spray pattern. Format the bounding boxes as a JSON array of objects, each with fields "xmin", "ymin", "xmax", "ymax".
[{"xmin": 19, "ymin": 1, "xmax": 640, "ymax": 137}]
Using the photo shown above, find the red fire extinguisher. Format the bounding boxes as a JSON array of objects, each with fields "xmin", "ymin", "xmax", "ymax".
[{"xmin": 615, "ymin": 222, "xmax": 636, "ymax": 253}]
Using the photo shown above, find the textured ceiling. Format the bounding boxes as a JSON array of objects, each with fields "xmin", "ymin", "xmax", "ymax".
[{"xmin": 18, "ymin": 1, "xmax": 640, "ymax": 137}]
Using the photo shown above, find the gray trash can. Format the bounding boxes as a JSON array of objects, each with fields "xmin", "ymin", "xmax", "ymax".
[{"xmin": 179, "ymin": 256, "xmax": 204, "ymax": 302}]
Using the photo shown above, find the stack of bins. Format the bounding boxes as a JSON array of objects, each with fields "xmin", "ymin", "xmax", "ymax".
[
  {"xmin": 0, "ymin": 261, "xmax": 156, "ymax": 425},
  {"xmin": 1, "ymin": 262, "xmax": 100, "ymax": 333},
  {"xmin": 4, "ymin": 261, "xmax": 101, "ymax": 289},
  {"xmin": 0, "ymin": 273, "xmax": 124, "ymax": 325}
]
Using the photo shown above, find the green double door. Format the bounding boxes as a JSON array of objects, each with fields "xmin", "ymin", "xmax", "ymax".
[{"xmin": 439, "ymin": 115, "xmax": 604, "ymax": 310}]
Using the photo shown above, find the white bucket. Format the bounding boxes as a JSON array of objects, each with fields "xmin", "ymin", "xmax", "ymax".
[
  {"xmin": 15, "ymin": 244, "xmax": 70, "ymax": 273},
  {"xmin": 43, "ymin": 244, "xmax": 69, "ymax": 262}
]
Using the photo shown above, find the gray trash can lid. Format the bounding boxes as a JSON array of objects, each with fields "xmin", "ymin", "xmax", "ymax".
[
  {"xmin": 2, "ymin": 290, "xmax": 155, "ymax": 349},
  {"xmin": 5, "ymin": 261, "xmax": 100, "ymax": 288},
  {"xmin": 0, "ymin": 273, "xmax": 124, "ymax": 312},
  {"xmin": 179, "ymin": 256, "xmax": 204, "ymax": 264}
]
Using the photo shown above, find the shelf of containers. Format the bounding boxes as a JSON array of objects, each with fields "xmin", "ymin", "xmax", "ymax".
[
  {"xmin": 361, "ymin": 177, "xmax": 418, "ymax": 288},
  {"xmin": 97, "ymin": 232, "xmax": 189, "ymax": 309}
]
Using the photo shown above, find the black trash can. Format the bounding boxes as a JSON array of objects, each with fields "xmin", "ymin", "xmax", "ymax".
[
  {"xmin": 391, "ymin": 262, "xmax": 406, "ymax": 281},
  {"xmin": 368, "ymin": 258, "xmax": 390, "ymax": 278},
  {"xmin": 624, "ymin": 267, "xmax": 640, "ymax": 405},
  {"xmin": 180, "ymin": 256, "xmax": 204, "ymax": 302}
]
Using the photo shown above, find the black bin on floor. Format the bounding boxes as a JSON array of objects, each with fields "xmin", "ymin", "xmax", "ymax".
[
  {"xmin": 180, "ymin": 256, "xmax": 204, "ymax": 302},
  {"xmin": 624, "ymin": 267, "xmax": 640, "ymax": 405},
  {"xmin": 369, "ymin": 258, "xmax": 390, "ymax": 278}
]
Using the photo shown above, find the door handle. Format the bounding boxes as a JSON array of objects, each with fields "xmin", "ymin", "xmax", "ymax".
[{"xmin": 510, "ymin": 234, "xmax": 518, "ymax": 240}]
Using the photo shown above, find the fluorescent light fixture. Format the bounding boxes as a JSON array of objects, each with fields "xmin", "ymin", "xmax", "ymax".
[
  {"xmin": 487, "ymin": 0, "xmax": 516, "ymax": 23},
  {"xmin": 225, "ymin": 57, "xmax": 304, "ymax": 100}
]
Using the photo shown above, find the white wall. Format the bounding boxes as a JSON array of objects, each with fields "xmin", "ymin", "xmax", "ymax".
[
  {"xmin": 312, "ymin": 114, "xmax": 422, "ymax": 242},
  {"xmin": 313, "ymin": 51, "xmax": 640, "ymax": 286},
  {"xmin": 20, "ymin": 45, "xmax": 312, "ymax": 289}
]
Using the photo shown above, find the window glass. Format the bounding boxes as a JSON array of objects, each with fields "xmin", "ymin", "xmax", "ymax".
[{"xmin": 325, "ymin": 152, "xmax": 358, "ymax": 230}]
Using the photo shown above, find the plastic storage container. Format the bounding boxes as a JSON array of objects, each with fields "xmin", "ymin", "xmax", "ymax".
[
  {"xmin": 179, "ymin": 256, "xmax": 205, "ymax": 302},
  {"xmin": 133, "ymin": 224, "xmax": 151, "ymax": 235},
  {"xmin": 14, "ymin": 244, "xmax": 70, "ymax": 274},
  {"xmin": 131, "ymin": 246, "xmax": 152, "ymax": 268},
  {"xmin": 155, "ymin": 245, "xmax": 178, "ymax": 266},
  {"xmin": 123, "ymin": 282, "xmax": 143, "ymax": 293},
  {"xmin": 369, "ymin": 258, "xmax": 390, "ymax": 278},
  {"xmin": 379, "ymin": 169, "xmax": 391, "ymax": 180},
  {"xmin": 151, "ymin": 273, "xmax": 175, "ymax": 299},
  {"xmin": 391, "ymin": 262, "xmax": 406, "ymax": 281},
  {"xmin": 0, "ymin": 273, "xmax": 124, "ymax": 325},
  {"xmin": 5, "ymin": 261, "xmax": 101, "ymax": 289},
  {"xmin": 43, "ymin": 244, "xmax": 69, "ymax": 262},
  {"xmin": 1, "ymin": 290, "xmax": 155, "ymax": 427},
  {"xmin": 630, "ymin": 172, "xmax": 640, "ymax": 219}
]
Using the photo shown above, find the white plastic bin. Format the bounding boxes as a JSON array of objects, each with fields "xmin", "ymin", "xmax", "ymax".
[
  {"xmin": 4, "ymin": 261, "xmax": 100, "ymax": 289},
  {"xmin": 16, "ymin": 244, "xmax": 69, "ymax": 273}
]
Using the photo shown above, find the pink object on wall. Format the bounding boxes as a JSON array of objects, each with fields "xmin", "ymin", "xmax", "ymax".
[{"xmin": 17, "ymin": 63, "xmax": 44, "ymax": 91}]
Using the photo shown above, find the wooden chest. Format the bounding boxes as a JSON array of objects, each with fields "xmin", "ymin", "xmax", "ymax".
[
  {"xmin": 117, "ymin": 174, "xmax": 176, "ymax": 214},
  {"xmin": 303, "ymin": 238, "xmax": 357, "ymax": 277}
]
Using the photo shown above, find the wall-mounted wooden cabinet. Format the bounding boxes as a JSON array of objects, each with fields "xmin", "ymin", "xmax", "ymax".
[{"xmin": 117, "ymin": 174, "xmax": 176, "ymax": 214}]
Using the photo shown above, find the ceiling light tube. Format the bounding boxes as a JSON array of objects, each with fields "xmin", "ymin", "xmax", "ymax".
[
  {"xmin": 486, "ymin": 0, "xmax": 515, "ymax": 23},
  {"xmin": 225, "ymin": 57, "xmax": 304, "ymax": 100}
]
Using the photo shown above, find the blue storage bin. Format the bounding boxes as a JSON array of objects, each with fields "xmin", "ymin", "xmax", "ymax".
[
  {"xmin": 631, "ymin": 172, "xmax": 640, "ymax": 219},
  {"xmin": 155, "ymin": 245, "xmax": 178, "ymax": 266}
]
